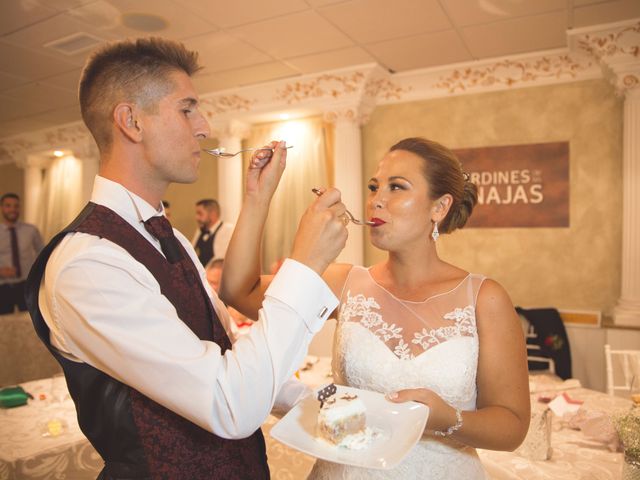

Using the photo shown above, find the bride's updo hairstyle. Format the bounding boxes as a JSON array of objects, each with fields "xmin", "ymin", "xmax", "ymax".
[{"xmin": 389, "ymin": 137, "xmax": 478, "ymax": 234}]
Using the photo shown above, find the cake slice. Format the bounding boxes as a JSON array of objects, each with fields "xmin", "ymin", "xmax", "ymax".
[{"xmin": 317, "ymin": 392, "xmax": 366, "ymax": 445}]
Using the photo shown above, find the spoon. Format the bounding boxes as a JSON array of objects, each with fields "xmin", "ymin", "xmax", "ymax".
[
  {"xmin": 203, "ymin": 146, "xmax": 294, "ymax": 158},
  {"xmin": 311, "ymin": 188, "xmax": 375, "ymax": 226}
]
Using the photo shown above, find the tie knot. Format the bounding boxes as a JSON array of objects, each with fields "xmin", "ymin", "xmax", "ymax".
[{"xmin": 144, "ymin": 215, "xmax": 174, "ymax": 240}]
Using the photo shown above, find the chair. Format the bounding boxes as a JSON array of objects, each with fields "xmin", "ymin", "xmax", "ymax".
[
  {"xmin": 604, "ymin": 344, "xmax": 640, "ymax": 397},
  {"xmin": 524, "ymin": 322, "xmax": 556, "ymax": 375},
  {"xmin": 516, "ymin": 307, "xmax": 572, "ymax": 379}
]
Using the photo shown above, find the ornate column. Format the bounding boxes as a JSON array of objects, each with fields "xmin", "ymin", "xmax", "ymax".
[
  {"xmin": 615, "ymin": 85, "xmax": 640, "ymax": 327},
  {"xmin": 15, "ymin": 154, "xmax": 49, "ymax": 226},
  {"xmin": 209, "ymin": 119, "xmax": 251, "ymax": 224},
  {"xmin": 324, "ymin": 106, "xmax": 371, "ymax": 265},
  {"xmin": 72, "ymin": 140, "xmax": 100, "ymax": 205},
  {"xmin": 571, "ymin": 20, "xmax": 640, "ymax": 326}
]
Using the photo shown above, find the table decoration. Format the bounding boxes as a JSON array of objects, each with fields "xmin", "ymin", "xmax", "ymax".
[
  {"xmin": 568, "ymin": 408, "xmax": 620, "ymax": 451},
  {"xmin": 515, "ymin": 407, "xmax": 553, "ymax": 460},
  {"xmin": 0, "ymin": 386, "xmax": 32, "ymax": 408},
  {"xmin": 615, "ymin": 408, "xmax": 640, "ymax": 480}
]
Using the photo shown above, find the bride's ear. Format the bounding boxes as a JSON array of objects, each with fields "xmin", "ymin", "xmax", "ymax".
[{"xmin": 431, "ymin": 194, "xmax": 453, "ymax": 222}]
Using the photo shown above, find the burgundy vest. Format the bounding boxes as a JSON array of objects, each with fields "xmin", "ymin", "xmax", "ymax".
[{"xmin": 25, "ymin": 203, "xmax": 269, "ymax": 479}]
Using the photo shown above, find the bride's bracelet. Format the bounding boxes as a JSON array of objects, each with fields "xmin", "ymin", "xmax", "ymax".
[{"xmin": 434, "ymin": 408, "xmax": 463, "ymax": 437}]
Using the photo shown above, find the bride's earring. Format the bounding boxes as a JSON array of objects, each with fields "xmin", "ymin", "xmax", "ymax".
[{"xmin": 431, "ymin": 221, "xmax": 439, "ymax": 242}]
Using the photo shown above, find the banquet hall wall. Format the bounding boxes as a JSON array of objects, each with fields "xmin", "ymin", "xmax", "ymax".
[
  {"xmin": 362, "ymin": 78, "xmax": 623, "ymax": 316},
  {"xmin": 0, "ymin": 78, "xmax": 623, "ymax": 317}
]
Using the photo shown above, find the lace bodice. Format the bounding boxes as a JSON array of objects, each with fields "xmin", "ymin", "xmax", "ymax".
[{"xmin": 308, "ymin": 266, "xmax": 487, "ymax": 480}]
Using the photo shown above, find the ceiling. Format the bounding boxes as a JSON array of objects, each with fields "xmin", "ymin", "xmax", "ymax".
[{"xmin": 1, "ymin": 0, "xmax": 639, "ymax": 140}]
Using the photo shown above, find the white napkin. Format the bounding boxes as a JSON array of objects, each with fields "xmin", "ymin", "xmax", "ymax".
[{"xmin": 548, "ymin": 392, "xmax": 583, "ymax": 417}]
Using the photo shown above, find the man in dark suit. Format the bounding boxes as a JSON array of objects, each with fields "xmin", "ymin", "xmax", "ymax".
[{"xmin": 192, "ymin": 198, "xmax": 233, "ymax": 266}]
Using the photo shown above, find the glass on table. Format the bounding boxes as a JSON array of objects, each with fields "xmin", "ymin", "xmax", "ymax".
[
  {"xmin": 40, "ymin": 373, "xmax": 70, "ymax": 437},
  {"xmin": 49, "ymin": 372, "xmax": 70, "ymax": 404},
  {"xmin": 631, "ymin": 375, "xmax": 640, "ymax": 407}
]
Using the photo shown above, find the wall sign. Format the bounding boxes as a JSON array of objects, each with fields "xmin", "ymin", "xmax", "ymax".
[{"xmin": 453, "ymin": 142, "xmax": 569, "ymax": 228}]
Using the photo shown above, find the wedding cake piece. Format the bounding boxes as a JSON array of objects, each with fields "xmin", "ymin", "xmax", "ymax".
[{"xmin": 316, "ymin": 384, "xmax": 375, "ymax": 449}]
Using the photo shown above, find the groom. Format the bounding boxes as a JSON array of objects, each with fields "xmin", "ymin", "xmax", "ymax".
[{"xmin": 25, "ymin": 37, "xmax": 348, "ymax": 479}]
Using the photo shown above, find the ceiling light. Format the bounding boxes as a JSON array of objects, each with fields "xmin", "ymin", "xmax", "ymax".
[
  {"xmin": 53, "ymin": 150, "xmax": 64, "ymax": 157},
  {"xmin": 44, "ymin": 33, "xmax": 103, "ymax": 56},
  {"xmin": 279, "ymin": 113, "xmax": 290, "ymax": 120}
]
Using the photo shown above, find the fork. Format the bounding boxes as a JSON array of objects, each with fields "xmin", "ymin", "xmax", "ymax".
[
  {"xmin": 202, "ymin": 146, "xmax": 294, "ymax": 158},
  {"xmin": 312, "ymin": 188, "xmax": 375, "ymax": 226}
]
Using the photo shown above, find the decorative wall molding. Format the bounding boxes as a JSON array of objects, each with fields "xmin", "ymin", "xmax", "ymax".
[
  {"xmin": 323, "ymin": 105, "xmax": 371, "ymax": 126},
  {"xmin": 4, "ymin": 19, "xmax": 639, "ymax": 164},
  {"xmin": 431, "ymin": 55, "xmax": 593, "ymax": 94},
  {"xmin": 0, "ymin": 121, "xmax": 93, "ymax": 165},
  {"xmin": 573, "ymin": 21, "xmax": 640, "ymax": 62},
  {"xmin": 569, "ymin": 18, "xmax": 640, "ymax": 94},
  {"xmin": 199, "ymin": 94, "xmax": 256, "ymax": 117},
  {"xmin": 274, "ymin": 71, "xmax": 366, "ymax": 104}
]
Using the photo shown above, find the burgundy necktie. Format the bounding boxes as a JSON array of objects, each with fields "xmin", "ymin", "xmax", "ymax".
[
  {"xmin": 143, "ymin": 216, "xmax": 183, "ymax": 264},
  {"xmin": 9, "ymin": 226, "xmax": 21, "ymax": 278}
]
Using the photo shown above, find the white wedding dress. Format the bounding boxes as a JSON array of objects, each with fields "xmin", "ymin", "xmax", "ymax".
[{"xmin": 308, "ymin": 266, "xmax": 488, "ymax": 479}]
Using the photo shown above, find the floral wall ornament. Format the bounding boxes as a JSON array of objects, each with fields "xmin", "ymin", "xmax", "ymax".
[
  {"xmin": 322, "ymin": 107, "xmax": 372, "ymax": 126},
  {"xmin": 0, "ymin": 122, "xmax": 94, "ymax": 163},
  {"xmin": 433, "ymin": 55, "xmax": 593, "ymax": 94},
  {"xmin": 274, "ymin": 70, "xmax": 409, "ymax": 105},
  {"xmin": 575, "ymin": 22, "xmax": 640, "ymax": 61},
  {"xmin": 275, "ymin": 72, "xmax": 366, "ymax": 104},
  {"xmin": 623, "ymin": 74, "xmax": 640, "ymax": 88},
  {"xmin": 43, "ymin": 124, "xmax": 92, "ymax": 147},
  {"xmin": 0, "ymin": 138, "xmax": 38, "ymax": 163},
  {"xmin": 199, "ymin": 95, "xmax": 256, "ymax": 116},
  {"xmin": 568, "ymin": 19, "xmax": 640, "ymax": 94},
  {"xmin": 363, "ymin": 77, "xmax": 412, "ymax": 101}
]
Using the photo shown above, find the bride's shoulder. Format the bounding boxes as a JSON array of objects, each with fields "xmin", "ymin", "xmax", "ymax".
[
  {"xmin": 475, "ymin": 278, "xmax": 518, "ymax": 323},
  {"xmin": 322, "ymin": 263, "xmax": 355, "ymax": 297}
]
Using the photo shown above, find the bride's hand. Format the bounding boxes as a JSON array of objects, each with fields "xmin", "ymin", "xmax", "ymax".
[
  {"xmin": 386, "ymin": 388, "xmax": 459, "ymax": 434},
  {"xmin": 245, "ymin": 140, "xmax": 287, "ymax": 201}
]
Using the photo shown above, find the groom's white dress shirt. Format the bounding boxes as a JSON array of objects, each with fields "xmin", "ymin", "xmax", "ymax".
[{"xmin": 38, "ymin": 175, "xmax": 337, "ymax": 438}]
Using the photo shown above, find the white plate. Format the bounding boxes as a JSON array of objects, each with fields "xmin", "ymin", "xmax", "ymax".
[{"xmin": 270, "ymin": 385, "xmax": 429, "ymax": 470}]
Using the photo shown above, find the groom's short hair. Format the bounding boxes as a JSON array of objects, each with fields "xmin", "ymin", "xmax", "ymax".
[{"xmin": 79, "ymin": 37, "xmax": 202, "ymax": 153}]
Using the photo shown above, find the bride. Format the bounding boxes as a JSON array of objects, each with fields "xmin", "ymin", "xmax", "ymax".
[{"xmin": 223, "ymin": 137, "xmax": 530, "ymax": 479}]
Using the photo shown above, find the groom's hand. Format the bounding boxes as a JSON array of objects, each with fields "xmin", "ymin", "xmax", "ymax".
[{"xmin": 290, "ymin": 188, "xmax": 348, "ymax": 276}]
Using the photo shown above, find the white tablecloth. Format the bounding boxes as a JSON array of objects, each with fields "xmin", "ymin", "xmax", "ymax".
[
  {"xmin": 478, "ymin": 386, "xmax": 631, "ymax": 480},
  {"xmin": 0, "ymin": 377, "xmax": 102, "ymax": 480},
  {"xmin": 1, "ymin": 358, "xmax": 632, "ymax": 480},
  {"xmin": 266, "ymin": 357, "xmax": 633, "ymax": 480},
  {"xmin": 0, "ymin": 362, "xmax": 332, "ymax": 480}
]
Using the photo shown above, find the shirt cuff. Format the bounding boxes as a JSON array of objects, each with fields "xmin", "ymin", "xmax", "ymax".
[{"xmin": 265, "ymin": 258, "xmax": 337, "ymax": 333}]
